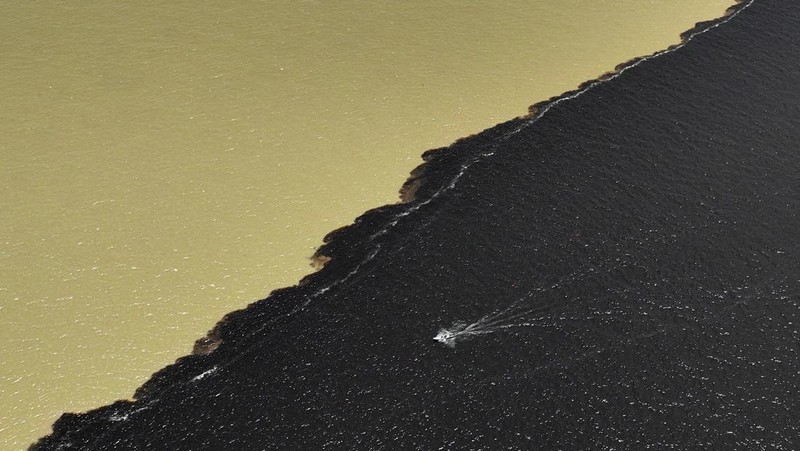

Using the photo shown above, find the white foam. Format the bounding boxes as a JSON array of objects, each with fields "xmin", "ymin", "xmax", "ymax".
[{"xmin": 191, "ymin": 366, "xmax": 218, "ymax": 382}]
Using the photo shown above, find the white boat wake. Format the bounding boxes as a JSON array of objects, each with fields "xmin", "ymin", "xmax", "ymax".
[
  {"xmin": 432, "ymin": 257, "xmax": 645, "ymax": 347},
  {"xmin": 433, "ymin": 270, "xmax": 589, "ymax": 347},
  {"xmin": 433, "ymin": 298, "xmax": 572, "ymax": 347}
]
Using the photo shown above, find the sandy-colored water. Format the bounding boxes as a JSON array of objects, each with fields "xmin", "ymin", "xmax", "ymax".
[{"xmin": 1, "ymin": 1, "xmax": 734, "ymax": 448}]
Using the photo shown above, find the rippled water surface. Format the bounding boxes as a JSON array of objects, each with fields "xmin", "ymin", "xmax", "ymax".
[
  {"xmin": 34, "ymin": 1, "xmax": 800, "ymax": 448},
  {"xmin": 1, "ymin": 1, "xmax": 735, "ymax": 448}
]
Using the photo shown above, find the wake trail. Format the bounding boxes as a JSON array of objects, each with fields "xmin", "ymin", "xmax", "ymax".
[{"xmin": 434, "ymin": 298, "xmax": 578, "ymax": 347}]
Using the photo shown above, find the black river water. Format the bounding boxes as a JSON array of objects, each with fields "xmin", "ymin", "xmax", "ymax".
[{"xmin": 35, "ymin": 0, "xmax": 800, "ymax": 449}]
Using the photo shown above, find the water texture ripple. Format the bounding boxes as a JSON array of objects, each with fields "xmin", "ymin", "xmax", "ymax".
[{"xmin": 34, "ymin": 0, "xmax": 800, "ymax": 449}]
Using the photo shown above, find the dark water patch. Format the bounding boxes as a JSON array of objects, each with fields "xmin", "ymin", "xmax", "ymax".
[{"xmin": 33, "ymin": 0, "xmax": 800, "ymax": 449}]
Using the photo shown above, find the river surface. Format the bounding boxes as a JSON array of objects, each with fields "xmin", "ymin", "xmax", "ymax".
[
  {"xmin": 1, "ymin": 1, "xmax": 734, "ymax": 448},
  {"xmin": 33, "ymin": 1, "xmax": 800, "ymax": 448}
]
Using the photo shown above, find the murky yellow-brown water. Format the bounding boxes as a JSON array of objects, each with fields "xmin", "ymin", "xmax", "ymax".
[{"xmin": 1, "ymin": 1, "xmax": 735, "ymax": 448}]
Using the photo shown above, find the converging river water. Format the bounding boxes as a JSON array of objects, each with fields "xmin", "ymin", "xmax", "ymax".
[{"xmin": 1, "ymin": 1, "xmax": 734, "ymax": 448}]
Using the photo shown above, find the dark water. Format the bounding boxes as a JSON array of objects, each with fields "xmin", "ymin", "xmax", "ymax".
[{"xmin": 35, "ymin": 0, "xmax": 800, "ymax": 449}]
